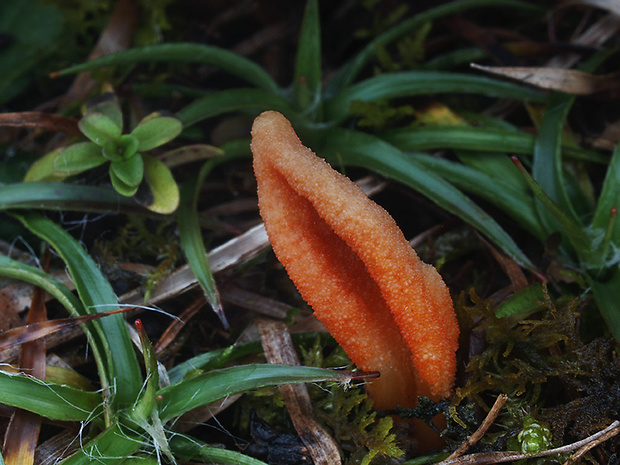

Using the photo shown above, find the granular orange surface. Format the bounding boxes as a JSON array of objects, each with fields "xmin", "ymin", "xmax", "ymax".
[{"xmin": 251, "ymin": 111, "xmax": 459, "ymax": 409}]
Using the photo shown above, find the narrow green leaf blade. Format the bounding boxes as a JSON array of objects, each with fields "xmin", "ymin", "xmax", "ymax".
[
  {"xmin": 325, "ymin": 72, "xmax": 546, "ymax": 122},
  {"xmin": 0, "ymin": 182, "xmax": 143, "ymax": 213},
  {"xmin": 158, "ymin": 364, "xmax": 359, "ymax": 421},
  {"xmin": 54, "ymin": 43, "xmax": 279, "ymax": 93},
  {"xmin": 11, "ymin": 212, "xmax": 142, "ymax": 409},
  {"xmin": 0, "ymin": 370, "xmax": 100, "ymax": 422},
  {"xmin": 178, "ymin": 161, "xmax": 226, "ymax": 327},
  {"xmin": 59, "ymin": 422, "xmax": 142, "ymax": 465},
  {"xmin": 412, "ymin": 154, "xmax": 544, "ymax": 241},
  {"xmin": 383, "ymin": 126, "xmax": 536, "ymax": 155},
  {"xmin": 591, "ymin": 142, "xmax": 620, "ymax": 245},
  {"xmin": 326, "ymin": 0, "xmax": 541, "ymax": 94},
  {"xmin": 176, "ymin": 88, "xmax": 293, "ymax": 127},
  {"xmin": 293, "ymin": 0, "xmax": 322, "ymax": 115},
  {"xmin": 532, "ymin": 92, "xmax": 579, "ymax": 227},
  {"xmin": 513, "ymin": 158, "xmax": 591, "ymax": 262},
  {"xmin": 0, "ymin": 254, "xmax": 83, "ymax": 317},
  {"xmin": 171, "ymin": 434, "xmax": 269, "ymax": 465},
  {"xmin": 587, "ymin": 268, "xmax": 620, "ymax": 342}
]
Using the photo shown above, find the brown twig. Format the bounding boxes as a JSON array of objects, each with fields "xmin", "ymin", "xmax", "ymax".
[
  {"xmin": 438, "ymin": 420, "xmax": 620, "ymax": 465},
  {"xmin": 445, "ymin": 394, "xmax": 508, "ymax": 461}
]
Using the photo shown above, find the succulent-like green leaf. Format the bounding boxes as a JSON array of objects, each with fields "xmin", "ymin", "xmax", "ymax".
[
  {"xmin": 85, "ymin": 93, "xmax": 123, "ymax": 130},
  {"xmin": 54, "ymin": 142, "xmax": 106, "ymax": 174},
  {"xmin": 110, "ymin": 168, "xmax": 139, "ymax": 197},
  {"xmin": 79, "ymin": 111, "xmax": 123, "ymax": 146},
  {"xmin": 23, "ymin": 149, "xmax": 70, "ymax": 182},
  {"xmin": 110, "ymin": 154, "xmax": 144, "ymax": 189},
  {"xmin": 132, "ymin": 113, "xmax": 182, "ymax": 151},
  {"xmin": 134, "ymin": 154, "xmax": 179, "ymax": 214},
  {"xmin": 102, "ymin": 134, "xmax": 139, "ymax": 162}
]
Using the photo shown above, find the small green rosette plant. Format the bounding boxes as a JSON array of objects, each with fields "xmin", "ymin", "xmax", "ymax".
[{"xmin": 25, "ymin": 93, "xmax": 182, "ymax": 214}]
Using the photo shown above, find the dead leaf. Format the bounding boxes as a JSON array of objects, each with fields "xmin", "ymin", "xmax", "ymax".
[
  {"xmin": 472, "ymin": 63, "xmax": 620, "ymax": 95},
  {"xmin": 0, "ymin": 113, "xmax": 80, "ymax": 136}
]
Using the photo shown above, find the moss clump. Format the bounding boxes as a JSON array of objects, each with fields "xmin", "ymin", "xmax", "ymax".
[{"xmin": 451, "ymin": 285, "xmax": 620, "ymax": 462}]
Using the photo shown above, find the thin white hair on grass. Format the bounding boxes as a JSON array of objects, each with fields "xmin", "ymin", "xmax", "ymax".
[
  {"xmin": 9, "ymin": 235, "xmax": 41, "ymax": 267},
  {"xmin": 90, "ymin": 303, "xmax": 184, "ymax": 323},
  {"xmin": 37, "ymin": 377, "xmax": 101, "ymax": 416}
]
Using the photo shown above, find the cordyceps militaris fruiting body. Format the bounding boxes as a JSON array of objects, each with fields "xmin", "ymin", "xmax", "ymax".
[{"xmin": 251, "ymin": 111, "xmax": 459, "ymax": 410}]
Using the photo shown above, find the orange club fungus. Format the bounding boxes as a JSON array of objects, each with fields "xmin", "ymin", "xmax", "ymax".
[{"xmin": 250, "ymin": 111, "xmax": 459, "ymax": 410}]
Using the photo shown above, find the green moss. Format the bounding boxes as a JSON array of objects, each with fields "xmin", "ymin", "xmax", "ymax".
[
  {"xmin": 93, "ymin": 215, "xmax": 180, "ymax": 299},
  {"xmin": 451, "ymin": 285, "xmax": 620, "ymax": 462}
]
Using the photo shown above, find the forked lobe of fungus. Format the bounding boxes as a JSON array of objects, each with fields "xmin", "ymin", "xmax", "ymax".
[{"xmin": 251, "ymin": 111, "xmax": 459, "ymax": 409}]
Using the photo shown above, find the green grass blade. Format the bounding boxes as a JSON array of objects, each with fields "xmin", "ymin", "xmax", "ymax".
[
  {"xmin": 532, "ymin": 92, "xmax": 579, "ymax": 227},
  {"xmin": 512, "ymin": 158, "xmax": 591, "ymax": 263},
  {"xmin": 320, "ymin": 129, "xmax": 537, "ymax": 270},
  {"xmin": 0, "ymin": 254, "xmax": 83, "ymax": 316},
  {"xmin": 293, "ymin": 0, "xmax": 322, "ymax": 116},
  {"xmin": 157, "ymin": 364, "xmax": 358, "ymax": 421},
  {"xmin": 326, "ymin": 0, "xmax": 541, "ymax": 94},
  {"xmin": 167, "ymin": 340, "xmax": 263, "ymax": 384},
  {"xmin": 176, "ymin": 88, "xmax": 294, "ymax": 127},
  {"xmin": 591, "ymin": 142, "xmax": 620, "ymax": 245},
  {"xmin": 178, "ymin": 160, "xmax": 226, "ymax": 327},
  {"xmin": 325, "ymin": 72, "xmax": 546, "ymax": 122},
  {"xmin": 53, "ymin": 43, "xmax": 279, "ymax": 93},
  {"xmin": 0, "ymin": 182, "xmax": 143, "ymax": 213},
  {"xmin": 59, "ymin": 422, "xmax": 143, "ymax": 465},
  {"xmin": 0, "ymin": 370, "xmax": 101, "ymax": 422},
  {"xmin": 12, "ymin": 212, "xmax": 142, "ymax": 411},
  {"xmin": 170, "ymin": 434, "xmax": 269, "ymax": 465},
  {"xmin": 383, "ymin": 125, "xmax": 603, "ymax": 164},
  {"xmin": 587, "ymin": 268, "xmax": 620, "ymax": 342},
  {"xmin": 383, "ymin": 126, "xmax": 536, "ymax": 155},
  {"xmin": 412, "ymin": 154, "xmax": 544, "ymax": 241}
]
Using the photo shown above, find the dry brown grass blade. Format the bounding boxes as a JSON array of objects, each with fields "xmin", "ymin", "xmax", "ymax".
[
  {"xmin": 2, "ymin": 279, "xmax": 47, "ymax": 465},
  {"xmin": 257, "ymin": 319, "xmax": 342, "ymax": 465},
  {"xmin": 122, "ymin": 223, "xmax": 271, "ymax": 306},
  {"xmin": 221, "ymin": 286, "xmax": 290, "ymax": 319},
  {"xmin": 0, "ymin": 307, "xmax": 133, "ymax": 352},
  {"xmin": 153, "ymin": 296, "xmax": 203, "ymax": 355},
  {"xmin": 0, "ymin": 113, "xmax": 80, "ymax": 136},
  {"xmin": 471, "ymin": 64, "xmax": 620, "ymax": 95}
]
